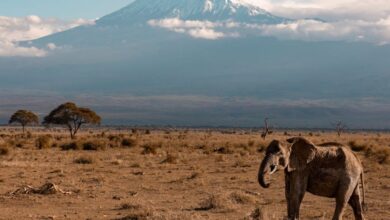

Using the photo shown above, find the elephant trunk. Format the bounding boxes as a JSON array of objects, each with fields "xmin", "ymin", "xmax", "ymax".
[{"xmin": 258, "ymin": 154, "xmax": 272, "ymax": 188}]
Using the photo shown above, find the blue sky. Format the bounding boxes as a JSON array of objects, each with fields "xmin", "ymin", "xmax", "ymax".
[{"xmin": 0, "ymin": 0, "xmax": 134, "ymax": 20}]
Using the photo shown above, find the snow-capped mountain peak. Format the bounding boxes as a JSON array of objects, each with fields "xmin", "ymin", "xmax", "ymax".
[{"xmin": 98, "ymin": 0, "xmax": 288, "ymax": 25}]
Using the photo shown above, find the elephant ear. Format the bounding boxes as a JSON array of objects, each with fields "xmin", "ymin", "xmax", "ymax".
[{"xmin": 287, "ymin": 137, "xmax": 316, "ymax": 172}]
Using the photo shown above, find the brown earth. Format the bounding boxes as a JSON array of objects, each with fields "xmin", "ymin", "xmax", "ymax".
[{"xmin": 0, "ymin": 128, "xmax": 389, "ymax": 220}]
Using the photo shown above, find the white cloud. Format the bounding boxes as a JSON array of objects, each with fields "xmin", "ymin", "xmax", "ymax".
[
  {"xmin": 249, "ymin": 17, "xmax": 390, "ymax": 44},
  {"xmin": 0, "ymin": 41, "xmax": 47, "ymax": 57},
  {"xmin": 148, "ymin": 18, "xmax": 239, "ymax": 40},
  {"xmin": 46, "ymin": 43, "xmax": 57, "ymax": 50},
  {"xmin": 188, "ymin": 28, "xmax": 226, "ymax": 40},
  {"xmin": 149, "ymin": 16, "xmax": 390, "ymax": 44},
  {"xmin": 254, "ymin": 0, "xmax": 390, "ymax": 22},
  {"xmin": 0, "ymin": 15, "xmax": 95, "ymax": 57}
]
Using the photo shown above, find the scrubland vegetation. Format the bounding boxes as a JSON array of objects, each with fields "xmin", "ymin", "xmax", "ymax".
[{"xmin": 0, "ymin": 127, "xmax": 389, "ymax": 219}]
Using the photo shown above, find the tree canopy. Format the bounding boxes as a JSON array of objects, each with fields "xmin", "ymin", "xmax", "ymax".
[
  {"xmin": 43, "ymin": 102, "xmax": 101, "ymax": 139},
  {"xmin": 9, "ymin": 110, "xmax": 39, "ymax": 134}
]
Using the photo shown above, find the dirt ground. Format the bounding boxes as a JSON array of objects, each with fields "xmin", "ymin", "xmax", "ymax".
[{"xmin": 0, "ymin": 128, "xmax": 389, "ymax": 220}]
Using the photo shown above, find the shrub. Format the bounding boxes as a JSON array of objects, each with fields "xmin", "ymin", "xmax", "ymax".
[
  {"xmin": 374, "ymin": 148, "xmax": 390, "ymax": 164},
  {"xmin": 213, "ymin": 146, "xmax": 233, "ymax": 154},
  {"xmin": 15, "ymin": 141, "xmax": 25, "ymax": 148},
  {"xmin": 194, "ymin": 195, "xmax": 217, "ymax": 211},
  {"xmin": 108, "ymin": 135, "xmax": 121, "ymax": 142},
  {"xmin": 348, "ymin": 141, "xmax": 367, "ymax": 152},
  {"xmin": 0, "ymin": 146, "xmax": 9, "ymax": 156},
  {"xmin": 35, "ymin": 135, "xmax": 53, "ymax": 149},
  {"xmin": 121, "ymin": 138, "xmax": 137, "ymax": 148},
  {"xmin": 26, "ymin": 131, "xmax": 33, "ymax": 139},
  {"xmin": 229, "ymin": 192, "xmax": 254, "ymax": 205},
  {"xmin": 364, "ymin": 146, "xmax": 390, "ymax": 164},
  {"xmin": 141, "ymin": 142, "xmax": 162, "ymax": 154},
  {"xmin": 82, "ymin": 140, "xmax": 106, "ymax": 151},
  {"xmin": 247, "ymin": 140, "xmax": 255, "ymax": 147},
  {"xmin": 60, "ymin": 141, "xmax": 82, "ymax": 151},
  {"xmin": 74, "ymin": 156, "xmax": 93, "ymax": 164},
  {"xmin": 160, "ymin": 153, "xmax": 178, "ymax": 164}
]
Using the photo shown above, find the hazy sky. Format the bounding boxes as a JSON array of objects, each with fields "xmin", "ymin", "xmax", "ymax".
[
  {"xmin": 0, "ymin": 0, "xmax": 134, "ymax": 20},
  {"xmin": 1, "ymin": 0, "xmax": 389, "ymax": 21}
]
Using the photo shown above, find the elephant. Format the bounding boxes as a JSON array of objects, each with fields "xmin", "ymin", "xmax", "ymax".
[{"xmin": 257, "ymin": 137, "xmax": 366, "ymax": 220}]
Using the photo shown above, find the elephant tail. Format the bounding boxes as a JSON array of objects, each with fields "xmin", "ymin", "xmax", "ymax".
[{"xmin": 361, "ymin": 171, "xmax": 368, "ymax": 212}]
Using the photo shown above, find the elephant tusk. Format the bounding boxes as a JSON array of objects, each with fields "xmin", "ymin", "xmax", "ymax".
[{"xmin": 269, "ymin": 165, "xmax": 278, "ymax": 174}]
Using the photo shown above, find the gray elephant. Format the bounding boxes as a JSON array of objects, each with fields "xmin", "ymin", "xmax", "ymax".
[{"xmin": 257, "ymin": 137, "xmax": 366, "ymax": 220}]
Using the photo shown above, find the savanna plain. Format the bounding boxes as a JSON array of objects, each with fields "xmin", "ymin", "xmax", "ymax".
[{"xmin": 0, "ymin": 128, "xmax": 389, "ymax": 220}]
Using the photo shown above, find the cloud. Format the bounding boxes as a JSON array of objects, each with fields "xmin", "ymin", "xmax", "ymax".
[
  {"xmin": 149, "ymin": 16, "xmax": 390, "ymax": 44},
  {"xmin": 254, "ymin": 0, "xmax": 390, "ymax": 22},
  {"xmin": 247, "ymin": 17, "xmax": 390, "ymax": 44},
  {"xmin": 0, "ymin": 15, "xmax": 95, "ymax": 57},
  {"xmin": 148, "ymin": 18, "xmax": 238, "ymax": 40},
  {"xmin": 0, "ymin": 41, "xmax": 47, "ymax": 57}
]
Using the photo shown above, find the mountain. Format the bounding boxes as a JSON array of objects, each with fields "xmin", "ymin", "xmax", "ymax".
[
  {"xmin": 98, "ymin": 0, "xmax": 288, "ymax": 25},
  {"xmin": 1, "ymin": 0, "xmax": 390, "ymax": 128},
  {"xmin": 31, "ymin": 0, "xmax": 288, "ymax": 47}
]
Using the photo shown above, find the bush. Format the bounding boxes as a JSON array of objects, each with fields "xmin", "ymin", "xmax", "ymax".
[
  {"xmin": 82, "ymin": 140, "xmax": 106, "ymax": 151},
  {"xmin": 376, "ymin": 149, "xmax": 390, "ymax": 164},
  {"xmin": 35, "ymin": 135, "xmax": 53, "ymax": 149},
  {"xmin": 213, "ymin": 146, "xmax": 233, "ymax": 154},
  {"xmin": 0, "ymin": 146, "xmax": 9, "ymax": 156},
  {"xmin": 141, "ymin": 142, "xmax": 162, "ymax": 154},
  {"xmin": 247, "ymin": 140, "xmax": 255, "ymax": 147},
  {"xmin": 121, "ymin": 138, "xmax": 137, "ymax": 148},
  {"xmin": 348, "ymin": 141, "xmax": 367, "ymax": 152},
  {"xmin": 60, "ymin": 142, "xmax": 82, "ymax": 151},
  {"xmin": 74, "ymin": 156, "xmax": 93, "ymax": 164},
  {"xmin": 108, "ymin": 135, "xmax": 121, "ymax": 142},
  {"xmin": 160, "ymin": 153, "xmax": 178, "ymax": 164}
]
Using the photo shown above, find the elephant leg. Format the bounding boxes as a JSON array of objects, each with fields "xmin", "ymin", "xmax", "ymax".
[
  {"xmin": 333, "ymin": 179, "xmax": 356, "ymax": 220},
  {"xmin": 348, "ymin": 186, "xmax": 365, "ymax": 220},
  {"xmin": 288, "ymin": 174, "xmax": 307, "ymax": 220},
  {"xmin": 285, "ymin": 171, "xmax": 291, "ymax": 217}
]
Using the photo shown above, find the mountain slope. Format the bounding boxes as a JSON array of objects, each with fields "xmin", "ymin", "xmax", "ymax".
[{"xmin": 3, "ymin": 0, "xmax": 390, "ymax": 127}]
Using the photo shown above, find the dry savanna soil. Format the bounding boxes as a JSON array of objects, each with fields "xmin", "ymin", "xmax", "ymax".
[{"xmin": 0, "ymin": 128, "xmax": 389, "ymax": 220}]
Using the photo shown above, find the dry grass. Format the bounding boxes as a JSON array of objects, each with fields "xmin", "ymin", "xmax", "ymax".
[{"xmin": 0, "ymin": 128, "xmax": 388, "ymax": 219}]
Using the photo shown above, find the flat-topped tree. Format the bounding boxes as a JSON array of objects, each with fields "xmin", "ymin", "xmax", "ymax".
[
  {"xmin": 43, "ymin": 102, "xmax": 101, "ymax": 139},
  {"xmin": 9, "ymin": 110, "xmax": 39, "ymax": 135}
]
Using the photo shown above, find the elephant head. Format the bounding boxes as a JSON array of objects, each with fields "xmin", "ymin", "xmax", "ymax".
[
  {"xmin": 258, "ymin": 140, "xmax": 290, "ymax": 188},
  {"xmin": 258, "ymin": 137, "xmax": 316, "ymax": 188}
]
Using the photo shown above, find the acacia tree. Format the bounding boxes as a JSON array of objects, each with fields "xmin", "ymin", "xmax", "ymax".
[
  {"xmin": 43, "ymin": 102, "xmax": 101, "ymax": 139},
  {"xmin": 261, "ymin": 118, "xmax": 273, "ymax": 140},
  {"xmin": 9, "ymin": 110, "xmax": 39, "ymax": 135},
  {"xmin": 333, "ymin": 121, "xmax": 347, "ymax": 137}
]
